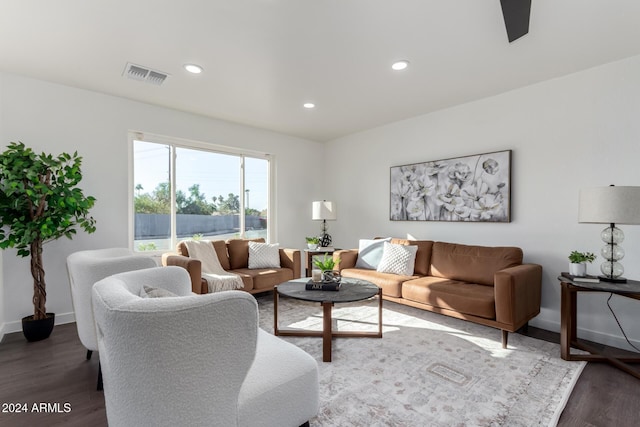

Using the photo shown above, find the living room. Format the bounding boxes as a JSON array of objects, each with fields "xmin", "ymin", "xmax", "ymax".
[{"xmin": 1, "ymin": 1, "xmax": 639, "ymax": 426}]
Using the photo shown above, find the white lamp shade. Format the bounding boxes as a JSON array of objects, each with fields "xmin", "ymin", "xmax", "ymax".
[
  {"xmin": 312, "ymin": 201, "xmax": 337, "ymax": 221},
  {"xmin": 578, "ymin": 186, "xmax": 640, "ymax": 224}
]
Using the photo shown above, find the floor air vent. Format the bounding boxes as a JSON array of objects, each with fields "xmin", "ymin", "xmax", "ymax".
[{"xmin": 123, "ymin": 63, "xmax": 169, "ymax": 85}]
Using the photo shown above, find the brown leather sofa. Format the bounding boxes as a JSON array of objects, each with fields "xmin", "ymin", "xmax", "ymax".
[
  {"xmin": 335, "ymin": 238, "xmax": 542, "ymax": 348},
  {"xmin": 162, "ymin": 238, "xmax": 301, "ymax": 294}
]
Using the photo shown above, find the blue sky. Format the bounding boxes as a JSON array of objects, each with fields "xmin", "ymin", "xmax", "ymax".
[{"xmin": 134, "ymin": 141, "xmax": 268, "ymax": 211}]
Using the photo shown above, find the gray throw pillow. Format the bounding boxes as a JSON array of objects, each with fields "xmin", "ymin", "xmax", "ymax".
[{"xmin": 140, "ymin": 285, "xmax": 178, "ymax": 298}]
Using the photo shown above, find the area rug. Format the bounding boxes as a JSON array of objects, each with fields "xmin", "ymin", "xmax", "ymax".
[{"xmin": 256, "ymin": 295, "xmax": 585, "ymax": 427}]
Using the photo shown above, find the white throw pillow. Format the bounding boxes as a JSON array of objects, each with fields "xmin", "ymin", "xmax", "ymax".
[
  {"xmin": 248, "ymin": 242, "xmax": 281, "ymax": 269},
  {"xmin": 376, "ymin": 242, "xmax": 418, "ymax": 276},
  {"xmin": 355, "ymin": 238, "xmax": 392, "ymax": 270}
]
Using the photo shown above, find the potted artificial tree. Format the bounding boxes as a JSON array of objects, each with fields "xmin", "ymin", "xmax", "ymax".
[{"xmin": 0, "ymin": 142, "xmax": 96, "ymax": 341}]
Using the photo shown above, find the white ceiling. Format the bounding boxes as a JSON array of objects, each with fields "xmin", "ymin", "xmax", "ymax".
[{"xmin": 2, "ymin": 1, "xmax": 640, "ymax": 142}]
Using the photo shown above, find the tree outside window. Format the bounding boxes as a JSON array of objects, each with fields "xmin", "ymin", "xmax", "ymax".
[{"xmin": 132, "ymin": 139, "xmax": 269, "ymax": 251}]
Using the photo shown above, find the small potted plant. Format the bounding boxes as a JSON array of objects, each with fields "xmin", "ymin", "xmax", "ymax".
[
  {"xmin": 313, "ymin": 254, "xmax": 341, "ymax": 282},
  {"xmin": 568, "ymin": 250, "xmax": 596, "ymax": 276},
  {"xmin": 305, "ymin": 236, "xmax": 320, "ymax": 250}
]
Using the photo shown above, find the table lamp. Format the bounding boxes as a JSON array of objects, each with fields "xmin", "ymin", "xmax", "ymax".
[
  {"xmin": 578, "ymin": 185, "xmax": 640, "ymax": 283},
  {"xmin": 312, "ymin": 200, "xmax": 337, "ymax": 247}
]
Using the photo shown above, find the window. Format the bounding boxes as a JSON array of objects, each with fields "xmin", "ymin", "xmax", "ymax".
[{"xmin": 131, "ymin": 133, "xmax": 271, "ymax": 252}]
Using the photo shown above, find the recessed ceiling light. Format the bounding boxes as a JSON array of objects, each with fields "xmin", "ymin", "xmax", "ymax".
[
  {"xmin": 303, "ymin": 103, "xmax": 315, "ymax": 109},
  {"xmin": 184, "ymin": 64, "xmax": 203, "ymax": 74},
  {"xmin": 391, "ymin": 60, "xmax": 410, "ymax": 71}
]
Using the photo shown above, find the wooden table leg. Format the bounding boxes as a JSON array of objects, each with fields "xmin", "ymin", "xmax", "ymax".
[
  {"xmin": 560, "ymin": 281, "xmax": 578, "ymax": 360},
  {"xmin": 560, "ymin": 282, "xmax": 571, "ymax": 359},
  {"xmin": 322, "ymin": 301, "xmax": 333, "ymax": 362},
  {"xmin": 378, "ymin": 288, "xmax": 383, "ymax": 338}
]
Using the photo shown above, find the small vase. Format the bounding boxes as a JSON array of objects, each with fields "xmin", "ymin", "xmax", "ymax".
[
  {"xmin": 321, "ymin": 270, "xmax": 341, "ymax": 283},
  {"xmin": 569, "ymin": 263, "xmax": 586, "ymax": 276},
  {"xmin": 307, "ymin": 243, "xmax": 318, "ymax": 250}
]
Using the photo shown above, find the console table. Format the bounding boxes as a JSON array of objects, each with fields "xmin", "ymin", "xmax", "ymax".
[{"xmin": 558, "ymin": 275, "xmax": 640, "ymax": 379}]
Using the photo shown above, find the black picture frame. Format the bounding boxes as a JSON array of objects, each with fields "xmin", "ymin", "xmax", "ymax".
[{"xmin": 390, "ymin": 150, "xmax": 512, "ymax": 222}]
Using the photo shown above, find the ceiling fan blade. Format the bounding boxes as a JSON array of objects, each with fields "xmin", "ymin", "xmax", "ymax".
[{"xmin": 500, "ymin": 0, "xmax": 531, "ymax": 42}]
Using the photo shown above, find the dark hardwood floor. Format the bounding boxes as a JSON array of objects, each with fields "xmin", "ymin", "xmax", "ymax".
[
  {"xmin": 525, "ymin": 328, "xmax": 640, "ymax": 427},
  {"xmin": 0, "ymin": 323, "xmax": 638, "ymax": 426},
  {"xmin": 0, "ymin": 323, "xmax": 106, "ymax": 427}
]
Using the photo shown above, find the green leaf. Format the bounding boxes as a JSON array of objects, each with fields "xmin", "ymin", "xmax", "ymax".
[{"xmin": 0, "ymin": 141, "xmax": 97, "ymax": 268}]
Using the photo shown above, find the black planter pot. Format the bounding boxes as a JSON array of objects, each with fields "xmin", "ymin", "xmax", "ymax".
[{"xmin": 22, "ymin": 313, "xmax": 55, "ymax": 342}]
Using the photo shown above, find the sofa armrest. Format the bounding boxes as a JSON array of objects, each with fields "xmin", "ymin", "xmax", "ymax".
[
  {"xmin": 162, "ymin": 254, "xmax": 206, "ymax": 294},
  {"xmin": 334, "ymin": 249, "xmax": 358, "ymax": 271},
  {"xmin": 279, "ymin": 248, "xmax": 301, "ymax": 279},
  {"xmin": 494, "ymin": 263, "xmax": 542, "ymax": 330}
]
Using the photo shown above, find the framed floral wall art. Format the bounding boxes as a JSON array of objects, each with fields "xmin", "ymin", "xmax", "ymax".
[{"xmin": 390, "ymin": 150, "xmax": 511, "ymax": 222}]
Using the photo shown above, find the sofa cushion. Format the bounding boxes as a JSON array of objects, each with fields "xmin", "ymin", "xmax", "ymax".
[
  {"xmin": 231, "ymin": 268, "xmax": 294, "ymax": 291},
  {"xmin": 341, "ymin": 268, "xmax": 415, "ymax": 298},
  {"xmin": 177, "ymin": 240, "xmax": 231, "ymax": 271},
  {"xmin": 388, "ymin": 238, "xmax": 433, "ymax": 276},
  {"xmin": 248, "ymin": 242, "xmax": 280, "ymax": 269},
  {"xmin": 228, "ymin": 238, "xmax": 265, "ymax": 270},
  {"xmin": 402, "ymin": 276, "xmax": 496, "ymax": 319},
  {"xmin": 377, "ymin": 242, "xmax": 418, "ymax": 276},
  {"xmin": 430, "ymin": 242, "xmax": 523, "ymax": 286},
  {"xmin": 238, "ymin": 330, "xmax": 319, "ymax": 427},
  {"xmin": 355, "ymin": 238, "xmax": 391, "ymax": 269},
  {"xmin": 176, "ymin": 240, "xmax": 192, "ymax": 257},
  {"xmin": 212, "ymin": 240, "xmax": 231, "ymax": 270},
  {"xmin": 228, "ymin": 271, "xmax": 254, "ymax": 291}
]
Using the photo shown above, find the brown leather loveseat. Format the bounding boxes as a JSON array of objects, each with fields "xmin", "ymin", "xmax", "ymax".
[
  {"xmin": 335, "ymin": 238, "xmax": 542, "ymax": 348},
  {"xmin": 162, "ymin": 238, "xmax": 301, "ymax": 294}
]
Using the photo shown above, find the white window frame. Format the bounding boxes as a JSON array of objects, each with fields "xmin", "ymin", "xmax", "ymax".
[{"xmin": 128, "ymin": 131, "xmax": 275, "ymax": 253}]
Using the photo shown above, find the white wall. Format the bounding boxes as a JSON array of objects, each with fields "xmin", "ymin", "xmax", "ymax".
[
  {"xmin": 324, "ymin": 54, "xmax": 640, "ymax": 351},
  {"xmin": 0, "ymin": 74, "xmax": 5, "ymax": 339},
  {"xmin": 0, "ymin": 251, "xmax": 4, "ymax": 340},
  {"xmin": 0, "ymin": 72, "xmax": 324, "ymax": 334}
]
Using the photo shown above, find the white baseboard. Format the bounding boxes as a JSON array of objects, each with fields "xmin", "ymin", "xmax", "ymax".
[
  {"xmin": 2, "ymin": 312, "xmax": 76, "ymax": 335},
  {"xmin": 530, "ymin": 317, "xmax": 640, "ymax": 352},
  {"xmin": 529, "ymin": 317, "xmax": 557, "ymax": 332}
]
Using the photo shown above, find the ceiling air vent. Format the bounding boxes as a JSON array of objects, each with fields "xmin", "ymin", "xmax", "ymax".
[{"xmin": 123, "ymin": 62, "xmax": 169, "ymax": 86}]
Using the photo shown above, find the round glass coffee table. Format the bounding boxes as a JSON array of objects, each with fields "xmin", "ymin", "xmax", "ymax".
[{"xmin": 274, "ymin": 277, "xmax": 382, "ymax": 362}]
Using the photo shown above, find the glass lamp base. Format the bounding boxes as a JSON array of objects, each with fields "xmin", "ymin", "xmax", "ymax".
[{"xmin": 600, "ymin": 225, "xmax": 626, "ymax": 284}]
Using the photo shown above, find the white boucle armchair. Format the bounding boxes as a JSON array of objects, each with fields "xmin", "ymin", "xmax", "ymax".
[
  {"xmin": 66, "ymin": 248, "xmax": 157, "ymax": 389},
  {"xmin": 92, "ymin": 266, "xmax": 319, "ymax": 427}
]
